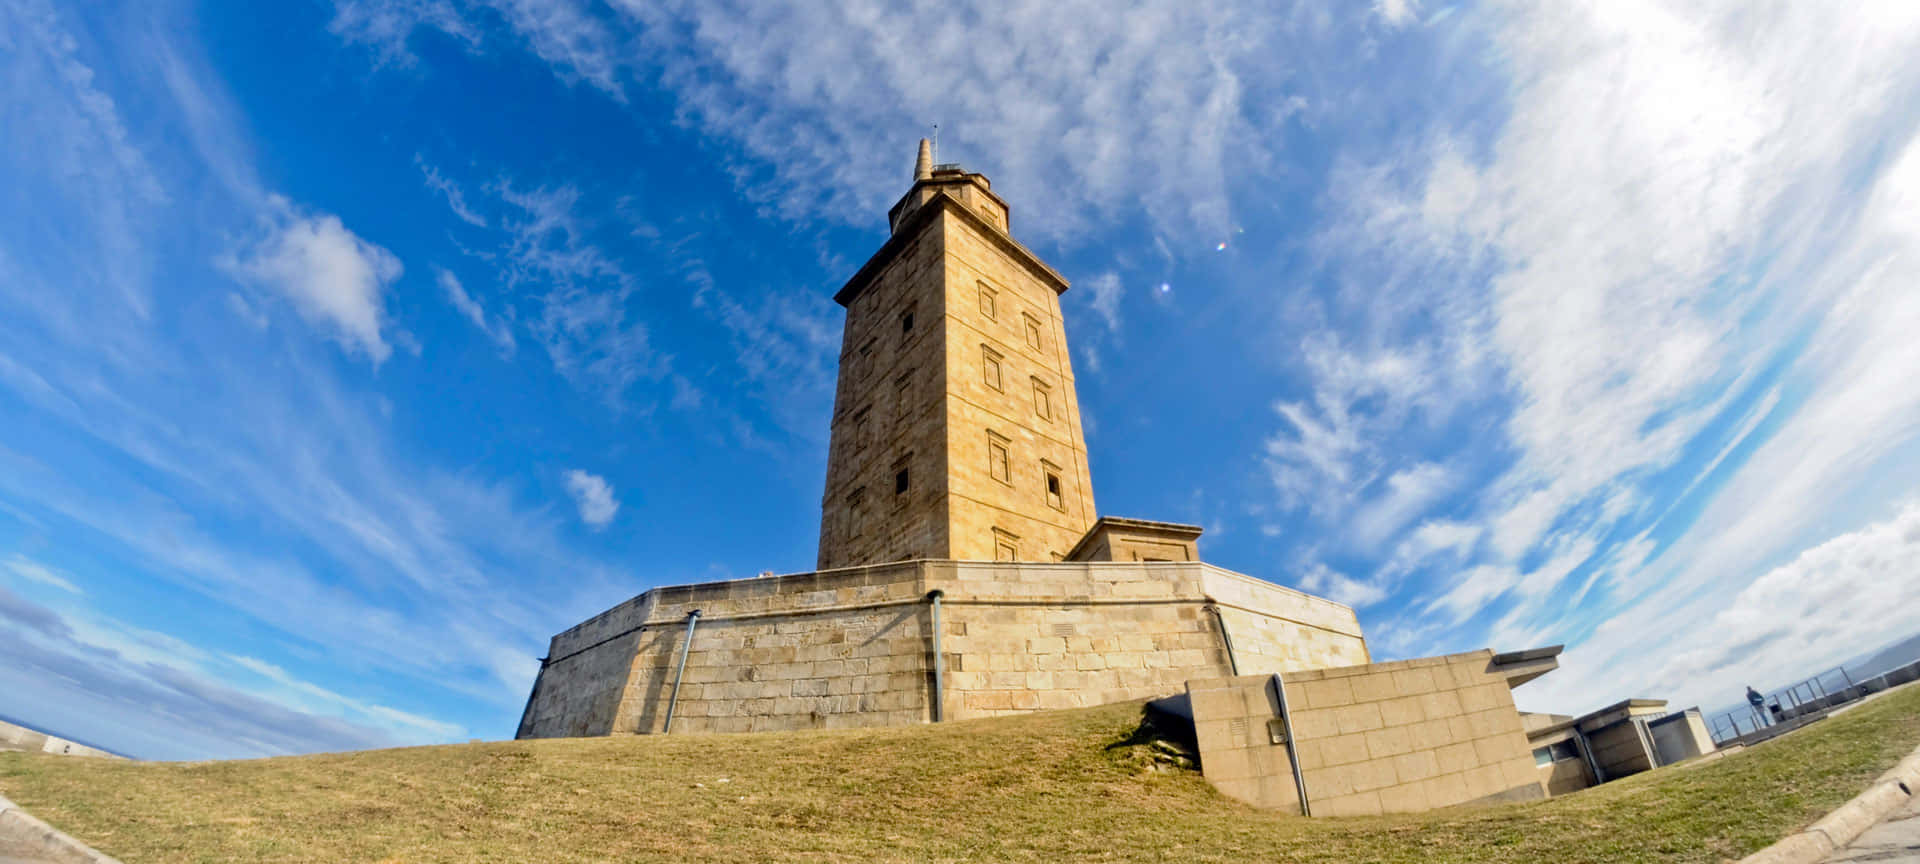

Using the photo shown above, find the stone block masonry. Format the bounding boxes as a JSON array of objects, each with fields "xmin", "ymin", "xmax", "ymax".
[
  {"xmin": 1187, "ymin": 650, "xmax": 1547, "ymax": 816},
  {"xmin": 517, "ymin": 560, "xmax": 1366, "ymax": 738}
]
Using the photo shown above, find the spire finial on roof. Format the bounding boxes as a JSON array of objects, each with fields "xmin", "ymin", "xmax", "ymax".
[{"xmin": 914, "ymin": 137, "xmax": 933, "ymax": 181}]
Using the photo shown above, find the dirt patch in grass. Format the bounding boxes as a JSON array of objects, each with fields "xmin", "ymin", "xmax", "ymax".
[{"xmin": 4, "ymin": 683, "xmax": 1917, "ymax": 863}]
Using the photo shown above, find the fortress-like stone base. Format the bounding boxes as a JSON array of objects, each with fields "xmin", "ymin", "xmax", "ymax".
[{"xmin": 516, "ymin": 560, "xmax": 1368, "ymax": 738}]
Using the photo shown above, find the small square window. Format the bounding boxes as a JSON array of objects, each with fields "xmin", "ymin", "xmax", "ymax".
[
  {"xmin": 1045, "ymin": 471, "xmax": 1064, "ymax": 510},
  {"xmin": 992, "ymin": 529, "xmax": 1019, "ymax": 562},
  {"xmin": 845, "ymin": 488, "xmax": 866, "ymax": 539},
  {"xmin": 895, "ymin": 467, "xmax": 910, "ymax": 495},
  {"xmin": 988, "ymin": 434, "xmax": 1011, "ymax": 484},
  {"xmin": 978, "ymin": 282, "xmax": 997, "ymax": 319},
  {"xmin": 1024, "ymin": 314, "xmax": 1042, "ymax": 350},
  {"xmin": 982, "ymin": 347, "xmax": 1003, "ymax": 391},
  {"xmin": 1032, "ymin": 379, "xmax": 1051, "ymax": 420}
]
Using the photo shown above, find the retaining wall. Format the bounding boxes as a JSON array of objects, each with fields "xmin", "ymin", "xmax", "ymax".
[{"xmin": 518, "ymin": 560, "xmax": 1368, "ymax": 738}]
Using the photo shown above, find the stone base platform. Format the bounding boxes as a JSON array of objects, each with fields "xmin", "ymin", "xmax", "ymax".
[{"xmin": 515, "ymin": 560, "xmax": 1368, "ymax": 738}]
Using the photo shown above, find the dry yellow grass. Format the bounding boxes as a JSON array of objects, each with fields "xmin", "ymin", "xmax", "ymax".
[{"xmin": 3, "ymin": 683, "xmax": 1917, "ymax": 863}]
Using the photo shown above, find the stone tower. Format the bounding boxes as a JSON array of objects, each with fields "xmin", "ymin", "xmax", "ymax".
[{"xmin": 816, "ymin": 141, "xmax": 1097, "ymax": 568}]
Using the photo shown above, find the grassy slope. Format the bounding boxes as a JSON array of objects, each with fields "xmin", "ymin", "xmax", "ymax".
[{"xmin": 3, "ymin": 683, "xmax": 1917, "ymax": 864}]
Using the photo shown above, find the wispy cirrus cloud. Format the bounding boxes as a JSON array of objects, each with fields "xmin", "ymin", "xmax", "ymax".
[
  {"xmin": 0, "ymin": 0, "xmax": 633, "ymax": 758},
  {"xmin": 436, "ymin": 266, "xmax": 516, "ymax": 355},
  {"xmin": 4, "ymin": 555, "xmax": 83, "ymax": 594},
  {"xmin": 323, "ymin": 0, "xmax": 1346, "ymax": 242}
]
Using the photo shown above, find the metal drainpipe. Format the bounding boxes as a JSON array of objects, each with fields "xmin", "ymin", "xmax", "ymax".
[
  {"xmin": 1269, "ymin": 672, "xmax": 1311, "ymax": 817},
  {"xmin": 1206, "ymin": 603, "xmax": 1241, "ymax": 676},
  {"xmin": 928, "ymin": 590, "xmax": 945, "ymax": 723},
  {"xmin": 663, "ymin": 609, "xmax": 701, "ymax": 734}
]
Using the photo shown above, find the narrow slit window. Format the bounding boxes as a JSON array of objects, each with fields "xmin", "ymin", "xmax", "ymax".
[
  {"xmin": 901, "ymin": 310, "xmax": 914, "ymax": 333},
  {"xmin": 1032, "ymin": 378, "xmax": 1051, "ymax": 420},
  {"xmin": 982, "ymin": 347, "xmax": 1003, "ymax": 391},
  {"xmin": 988, "ymin": 434, "xmax": 1012, "ymax": 484},
  {"xmin": 895, "ymin": 467, "xmax": 910, "ymax": 495},
  {"xmin": 1024, "ymin": 314, "xmax": 1043, "ymax": 351},
  {"xmin": 1045, "ymin": 471, "xmax": 1064, "ymax": 510},
  {"xmin": 978, "ymin": 282, "xmax": 997, "ymax": 319}
]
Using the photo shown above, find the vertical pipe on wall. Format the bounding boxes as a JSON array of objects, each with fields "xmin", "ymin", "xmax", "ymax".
[
  {"xmin": 1268, "ymin": 672, "xmax": 1310, "ymax": 817},
  {"xmin": 663, "ymin": 610, "xmax": 702, "ymax": 734},
  {"xmin": 1206, "ymin": 603, "xmax": 1241, "ymax": 676},
  {"xmin": 928, "ymin": 591, "xmax": 945, "ymax": 723}
]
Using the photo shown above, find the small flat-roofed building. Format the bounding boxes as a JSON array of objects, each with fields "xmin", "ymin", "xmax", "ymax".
[{"xmin": 1525, "ymin": 698, "xmax": 1716, "ymax": 795}]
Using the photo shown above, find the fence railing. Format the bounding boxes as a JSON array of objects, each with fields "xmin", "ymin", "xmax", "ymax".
[{"xmin": 1708, "ymin": 660, "xmax": 1920, "ymax": 744}]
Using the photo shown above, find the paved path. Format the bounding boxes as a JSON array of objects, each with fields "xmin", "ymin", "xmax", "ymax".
[{"xmin": 1826, "ymin": 792, "xmax": 1920, "ymax": 863}]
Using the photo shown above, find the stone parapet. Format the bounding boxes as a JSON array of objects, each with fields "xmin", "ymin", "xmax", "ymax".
[{"xmin": 517, "ymin": 560, "xmax": 1368, "ymax": 739}]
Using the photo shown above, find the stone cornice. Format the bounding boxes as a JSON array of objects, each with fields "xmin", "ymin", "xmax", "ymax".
[{"xmin": 834, "ymin": 191, "xmax": 1070, "ymax": 308}]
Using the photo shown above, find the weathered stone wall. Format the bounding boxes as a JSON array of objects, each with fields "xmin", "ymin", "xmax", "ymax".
[
  {"xmin": 516, "ymin": 592, "xmax": 658, "ymax": 739},
  {"xmin": 940, "ymin": 209, "xmax": 1096, "ymax": 563},
  {"xmin": 818, "ymin": 215, "xmax": 952, "ymax": 570},
  {"xmin": 517, "ymin": 561, "xmax": 1367, "ymax": 739},
  {"xmin": 1537, "ymin": 748, "xmax": 1595, "ymax": 796},
  {"xmin": 620, "ymin": 564, "xmax": 936, "ymax": 734},
  {"xmin": 924, "ymin": 562, "xmax": 1360, "ymax": 717},
  {"xmin": 1202, "ymin": 567, "xmax": 1372, "ymax": 674},
  {"xmin": 1587, "ymin": 719, "xmax": 1655, "ymax": 779},
  {"xmin": 1187, "ymin": 650, "xmax": 1544, "ymax": 816},
  {"xmin": 821, "ymin": 177, "xmax": 1097, "ymax": 569},
  {"xmin": 0, "ymin": 719, "xmax": 121, "ymax": 759}
]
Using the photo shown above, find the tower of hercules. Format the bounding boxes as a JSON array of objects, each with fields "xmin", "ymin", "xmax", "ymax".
[
  {"xmin": 819, "ymin": 139, "xmax": 1096, "ymax": 569},
  {"xmin": 515, "ymin": 141, "xmax": 1372, "ymax": 741}
]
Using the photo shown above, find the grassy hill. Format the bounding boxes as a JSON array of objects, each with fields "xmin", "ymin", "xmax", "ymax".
[{"xmin": 4, "ymin": 683, "xmax": 1918, "ymax": 864}]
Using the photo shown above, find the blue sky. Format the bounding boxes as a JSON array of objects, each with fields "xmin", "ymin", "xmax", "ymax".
[{"xmin": 3, "ymin": 0, "xmax": 1918, "ymax": 760}]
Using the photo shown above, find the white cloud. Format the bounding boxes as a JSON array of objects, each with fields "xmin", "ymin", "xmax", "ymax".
[
  {"xmin": 1349, "ymin": 462, "xmax": 1454, "ymax": 549},
  {"xmin": 1395, "ymin": 519, "xmax": 1481, "ymax": 566},
  {"xmin": 1297, "ymin": 563, "xmax": 1388, "ymax": 609},
  {"xmin": 331, "ymin": 0, "xmax": 1296, "ymax": 241},
  {"xmin": 495, "ymin": 182, "xmax": 661, "ymax": 406},
  {"xmin": 1526, "ymin": 499, "xmax": 1920, "ymax": 717},
  {"xmin": 436, "ymin": 267, "xmax": 516, "ymax": 354},
  {"xmin": 417, "ymin": 155, "xmax": 487, "ymax": 227},
  {"xmin": 229, "ymin": 654, "xmax": 463, "ymax": 739},
  {"xmin": 4, "ymin": 556, "xmax": 83, "ymax": 594},
  {"xmin": 563, "ymin": 469, "xmax": 619, "ymax": 528},
  {"xmin": 225, "ymin": 206, "xmax": 404, "ymax": 363},
  {"xmin": 329, "ymin": 0, "xmax": 478, "ymax": 65},
  {"xmin": 0, "ymin": 0, "xmax": 647, "ymax": 760},
  {"xmin": 1425, "ymin": 563, "xmax": 1520, "ymax": 625},
  {"xmin": 0, "ymin": 585, "xmax": 404, "ymax": 759},
  {"xmin": 1374, "ymin": 0, "xmax": 1419, "ymax": 28},
  {"xmin": 1083, "ymin": 272, "xmax": 1124, "ymax": 337},
  {"xmin": 1436, "ymin": 0, "xmax": 1920, "ymax": 711}
]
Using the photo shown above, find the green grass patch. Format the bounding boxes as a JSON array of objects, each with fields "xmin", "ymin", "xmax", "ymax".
[{"xmin": 4, "ymin": 684, "xmax": 1917, "ymax": 863}]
